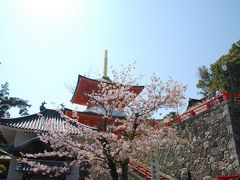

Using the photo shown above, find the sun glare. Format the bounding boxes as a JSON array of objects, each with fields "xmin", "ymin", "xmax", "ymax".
[{"xmin": 22, "ymin": 0, "xmax": 78, "ymax": 19}]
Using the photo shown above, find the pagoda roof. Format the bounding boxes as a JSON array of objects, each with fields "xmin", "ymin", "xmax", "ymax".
[
  {"xmin": 64, "ymin": 108, "xmax": 120, "ymax": 129},
  {"xmin": 71, "ymin": 75, "xmax": 144, "ymax": 106},
  {"xmin": 0, "ymin": 109, "xmax": 97, "ymax": 133}
]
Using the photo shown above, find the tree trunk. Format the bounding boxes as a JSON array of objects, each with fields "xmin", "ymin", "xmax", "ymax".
[
  {"xmin": 121, "ymin": 159, "xmax": 129, "ymax": 180},
  {"xmin": 107, "ymin": 157, "xmax": 118, "ymax": 180}
]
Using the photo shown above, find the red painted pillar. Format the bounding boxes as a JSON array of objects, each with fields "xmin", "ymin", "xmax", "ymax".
[
  {"xmin": 144, "ymin": 168, "xmax": 148, "ymax": 179},
  {"xmin": 206, "ymin": 101, "xmax": 211, "ymax": 109},
  {"xmin": 222, "ymin": 92, "xmax": 231, "ymax": 101},
  {"xmin": 176, "ymin": 116, "xmax": 181, "ymax": 122},
  {"xmin": 189, "ymin": 110, "xmax": 196, "ymax": 117}
]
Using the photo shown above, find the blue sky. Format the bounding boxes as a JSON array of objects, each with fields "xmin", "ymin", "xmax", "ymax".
[{"xmin": 1, "ymin": 0, "xmax": 240, "ymax": 117}]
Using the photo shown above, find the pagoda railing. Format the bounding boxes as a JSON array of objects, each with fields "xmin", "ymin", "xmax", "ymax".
[{"xmin": 164, "ymin": 92, "xmax": 240, "ymax": 126}]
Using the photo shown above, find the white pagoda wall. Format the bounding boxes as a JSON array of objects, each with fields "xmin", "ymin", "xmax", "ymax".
[{"xmin": 7, "ymin": 131, "xmax": 37, "ymax": 180}]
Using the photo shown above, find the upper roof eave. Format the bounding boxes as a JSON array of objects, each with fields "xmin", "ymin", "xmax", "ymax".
[{"xmin": 70, "ymin": 74, "xmax": 144, "ymax": 106}]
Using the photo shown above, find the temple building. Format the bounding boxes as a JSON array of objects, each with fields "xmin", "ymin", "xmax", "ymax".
[
  {"xmin": 0, "ymin": 50, "xmax": 144, "ymax": 179},
  {"xmin": 0, "ymin": 109, "xmax": 96, "ymax": 179}
]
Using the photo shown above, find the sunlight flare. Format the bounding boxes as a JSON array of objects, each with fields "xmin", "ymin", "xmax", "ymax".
[{"xmin": 22, "ymin": 0, "xmax": 79, "ymax": 19}]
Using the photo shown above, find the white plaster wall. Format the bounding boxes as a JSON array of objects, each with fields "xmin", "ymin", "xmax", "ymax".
[
  {"xmin": 13, "ymin": 131, "xmax": 37, "ymax": 146},
  {"xmin": 7, "ymin": 131, "xmax": 37, "ymax": 180}
]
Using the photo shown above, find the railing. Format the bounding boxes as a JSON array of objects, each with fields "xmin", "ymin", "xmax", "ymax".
[
  {"xmin": 133, "ymin": 164, "xmax": 151, "ymax": 179},
  {"xmin": 133, "ymin": 164, "xmax": 165, "ymax": 180},
  {"xmin": 217, "ymin": 176, "xmax": 239, "ymax": 180},
  {"xmin": 164, "ymin": 92, "xmax": 240, "ymax": 126},
  {"xmin": 133, "ymin": 164, "xmax": 240, "ymax": 180}
]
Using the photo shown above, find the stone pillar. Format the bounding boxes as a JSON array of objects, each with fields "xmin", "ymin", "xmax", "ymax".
[
  {"xmin": 151, "ymin": 150, "xmax": 160, "ymax": 180},
  {"xmin": 66, "ymin": 166, "xmax": 79, "ymax": 180},
  {"xmin": 7, "ymin": 156, "xmax": 22, "ymax": 180},
  {"xmin": 181, "ymin": 168, "xmax": 188, "ymax": 180}
]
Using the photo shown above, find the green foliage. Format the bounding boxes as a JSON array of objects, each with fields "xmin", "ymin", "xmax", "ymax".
[
  {"xmin": 163, "ymin": 111, "xmax": 178, "ymax": 120},
  {"xmin": 196, "ymin": 40, "xmax": 240, "ymax": 96},
  {"xmin": 0, "ymin": 82, "xmax": 31, "ymax": 118},
  {"xmin": 196, "ymin": 66, "xmax": 213, "ymax": 97},
  {"xmin": 0, "ymin": 164, "xmax": 6, "ymax": 174}
]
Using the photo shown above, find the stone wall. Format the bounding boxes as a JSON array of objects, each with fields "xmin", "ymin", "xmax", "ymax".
[{"xmin": 158, "ymin": 101, "xmax": 240, "ymax": 179}]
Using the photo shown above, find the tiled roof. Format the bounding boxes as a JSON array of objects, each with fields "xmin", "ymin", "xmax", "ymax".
[{"xmin": 0, "ymin": 109, "xmax": 97, "ymax": 133}]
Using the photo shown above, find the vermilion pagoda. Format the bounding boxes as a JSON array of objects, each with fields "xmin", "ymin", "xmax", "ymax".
[{"xmin": 65, "ymin": 50, "xmax": 144, "ymax": 129}]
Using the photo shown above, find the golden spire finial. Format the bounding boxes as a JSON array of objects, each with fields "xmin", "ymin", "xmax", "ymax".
[{"xmin": 103, "ymin": 49, "xmax": 108, "ymax": 78}]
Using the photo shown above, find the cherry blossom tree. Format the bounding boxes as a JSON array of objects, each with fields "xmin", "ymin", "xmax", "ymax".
[{"xmin": 20, "ymin": 63, "xmax": 187, "ymax": 180}]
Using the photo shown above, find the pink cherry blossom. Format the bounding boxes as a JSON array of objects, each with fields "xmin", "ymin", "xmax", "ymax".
[{"xmin": 20, "ymin": 63, "xmax": 186, "ymax": 179}]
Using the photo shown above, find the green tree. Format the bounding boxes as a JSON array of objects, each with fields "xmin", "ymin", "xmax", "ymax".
[
  {"xmin": 163, "ymin": 111, "xmax": 178, "ymax": 120},
  {"xmin": 196, "ymin": 66, "xmax": 213, "ymax": 97},
  {"xmin": 0, "ymin": 164, "xmax": 6, "ymax": 174},
  {"xmin": 0, "ymin": 82, "xmax": 31, "ymax": 118},
  {"xmin": 197, "ymin": 40, "xmax": 240, "ymax": 96}
]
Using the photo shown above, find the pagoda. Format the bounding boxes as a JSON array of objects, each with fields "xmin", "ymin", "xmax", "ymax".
[
  {"xmin": 0, "ymin": 50, "xmax": 144, "ymax": 179},
  {"xmin": 65, "ymin": 50, "xmax": 144, "ymax": 129}
]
